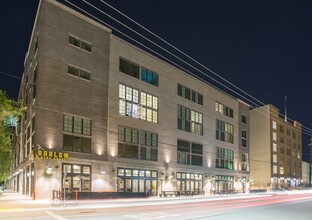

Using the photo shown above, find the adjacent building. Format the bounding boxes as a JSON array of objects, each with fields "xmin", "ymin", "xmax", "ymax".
[{"xmin": 250, "ymin": 104, "xmax": 302, "ymax": 189}]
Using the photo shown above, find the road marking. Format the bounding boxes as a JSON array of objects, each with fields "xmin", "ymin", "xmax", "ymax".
[
  {"xmin": 123, "ymin": 212, "xmax": 180, "ymax": 219},
  {"xmin": 45, "ymin": 211, "xmax": 67, "ymax": 220}
]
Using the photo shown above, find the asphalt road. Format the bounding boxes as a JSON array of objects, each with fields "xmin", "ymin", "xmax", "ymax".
[{"xmin": 1, "ymin": 191, "xmax": 312, "ymax": 220}]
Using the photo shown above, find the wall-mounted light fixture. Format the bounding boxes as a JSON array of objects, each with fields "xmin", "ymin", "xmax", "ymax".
[{"xmin": 45, "ymin": 164, "xmax": 53, "ymax": 175}]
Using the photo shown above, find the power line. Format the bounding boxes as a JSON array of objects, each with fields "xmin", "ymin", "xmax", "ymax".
[
  {"xmin": 74, "ymin": 0, "xmax": 312, "ymax": 137},
  {"xmin": 0, "ymin": 70, "xmax": 22, "ymax": 80}
]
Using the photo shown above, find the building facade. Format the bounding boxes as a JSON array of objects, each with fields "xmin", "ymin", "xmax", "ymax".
[
  {"xmin": 250, "ymin": 105, "xmax": 302, "ymax": 189},
  {"xmin": 9, "ymin": 0, "xmax": 250, "ymax": 199}
]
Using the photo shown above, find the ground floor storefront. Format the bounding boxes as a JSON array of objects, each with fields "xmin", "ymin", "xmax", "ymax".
[{"xmin": 8, "ymin": 156, "xmax": 249, "ymax": 199}]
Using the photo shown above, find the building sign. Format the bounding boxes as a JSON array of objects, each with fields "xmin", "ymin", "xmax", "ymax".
[{"xmin": 36, "ymin": 150, "xmax": 69, "ymax": 160}]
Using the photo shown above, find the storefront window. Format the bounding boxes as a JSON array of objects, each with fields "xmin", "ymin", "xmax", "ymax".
[
  {"xmin": 62, "ymin": 163, "xmax": 91, "ymax": 193},
  {"xmin": 176, "ymin": 172, "xmax": 203, "ymax": 194},
  {"xmin": 117, "ymin": 167, "xmax": 158, "ymax": 196}
]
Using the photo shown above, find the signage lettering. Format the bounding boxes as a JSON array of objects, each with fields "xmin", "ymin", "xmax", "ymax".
[{"xmin": 36, "ymin": 149, "xmax": 69, "ymax": 160}]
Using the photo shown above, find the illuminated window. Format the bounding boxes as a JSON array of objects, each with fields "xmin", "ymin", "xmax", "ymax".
[
  {"xmin": 178, "ymin": 105, "xmax": 203, "ymax": 135},
  {"xmin": 273, "ymin": 165, "xmax": 277, "ymax": 174},
  {"xmin": 119, "ymin": 84, "xmax": 140, "ymax": 118},
  {"xmin": 272, "ymin": 121, "xmax": 277, "ymax": 130},
  {"xmin": 216, "ymin": 147, "xmax": 234, "ymax": 170},
  {"xmin": 119, "ymin": 84, "xmax": 158, "ymax": 123},
  {"xmin": 272, "ymin": 132, "xmax": 277, "ymax": 141},
  {"xmin": 279, "ymin": 167, "xmax": 284, "ymax": 175},
  {"xmin": 215, "ymin": 102, "xmax": 233, "ymax": 118},
  {"xmin": 141, "ymin": 92, "xmax": 158, "ymax": 123},
  {"xmin": 216, "ymin": 119, "xmax": 234, "ymax": 143},
  {"xmin": 273, "ymin": 154, "xmax": 277, "ymax": 163},
  {"xmin": 273, "ymin": 143, "xmax": 277, "ymax": 152}
]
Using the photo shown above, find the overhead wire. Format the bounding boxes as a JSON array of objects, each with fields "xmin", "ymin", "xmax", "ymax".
[
  {"xmin": 82, "ymin": 0, "xmax": 312, "ymax": 137},
  {"xmin": 57, "ymin": 0, "xmax": 312, "ymax": 139},
  {"xmin": 0, "ymin": 70, "xmax": 22, "ymax": 80}
]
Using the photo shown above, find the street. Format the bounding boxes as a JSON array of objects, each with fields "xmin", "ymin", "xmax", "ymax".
[{"xmin": 1, "ymin": 190, "xmax": 312, "ymax": 219}]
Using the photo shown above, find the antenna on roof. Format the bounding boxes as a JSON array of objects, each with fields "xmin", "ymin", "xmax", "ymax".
[{"xmin": 284, "ymin": 96, "xmax": 287, "ymax": 122}]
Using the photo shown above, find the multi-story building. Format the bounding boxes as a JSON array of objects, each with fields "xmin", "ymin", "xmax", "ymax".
[
  {"xmin": 10, "ymin": 0, "xmax": 250, "ymax": 199},
  {"xmin": 302, "ymin": 161, "xmax": 311, "ymax": 187},
  {"xmin": 250, "ymin": 104, "xmax": 302, "ymax": 189}
]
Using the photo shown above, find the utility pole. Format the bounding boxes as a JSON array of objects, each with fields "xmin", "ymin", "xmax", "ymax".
[{"xmin": 309, "ymin": 138, "xmax": 312, "ymax": 188}]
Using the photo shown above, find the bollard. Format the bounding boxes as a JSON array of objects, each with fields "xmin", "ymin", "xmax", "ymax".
[
  {"xmin": 75, "ymin": 191, "xmax": 78, "ymax": 200},
  {"xmin": 33, "ymin": 188, "xmax": 36, "ymax": 200}
]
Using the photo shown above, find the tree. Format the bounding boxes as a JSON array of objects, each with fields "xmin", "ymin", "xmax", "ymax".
[{"xmin": 0, "ymin": 90, "xmax": 23, "ymax": 181}]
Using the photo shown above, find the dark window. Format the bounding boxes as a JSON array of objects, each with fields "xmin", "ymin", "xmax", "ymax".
[
  {"xmin": 241, "ymin": 115, "xmax": 247, "ymax": 124},
  {"xmin": 68, "ymin": 65, "xmax": 91, "ymax": 80},
  {"xmin": 63, "ymin": 135, "xmax": 91, "ymax": 153},
  {"xmin": 119, "ymin": 58, "xmax": 139, "ymax": 79},
  {"xmin": 69, "ymin": 35, "xmax": 91, "ymax": 52}
]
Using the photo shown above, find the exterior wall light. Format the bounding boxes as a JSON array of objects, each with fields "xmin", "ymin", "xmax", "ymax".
[{"xmin": 46, "ymin": 164, "xmax": 53, "ymax": 175}]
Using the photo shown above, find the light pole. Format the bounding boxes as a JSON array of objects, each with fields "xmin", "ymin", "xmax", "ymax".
[{"xmin": 309, "ymin": 138, "xmax": 312, "ymax": 188}]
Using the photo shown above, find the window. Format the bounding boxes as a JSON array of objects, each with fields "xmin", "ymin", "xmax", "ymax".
[
  {"xmin": 177, "ymin": 140, "xmax": 190, "ymax": 165},
  {"xmin": 118, "ymin": 126, "xmax": 158, "ymax": 161},
  {"xmin": 119, "ymin": 58, "xmax": 139, "ymax": 79},
  {"xmin": 68, "ymin": 65, "xmax": 91, "ymax": 80},
  {"xmin": 273, "ymin": 143, "xmax": 277, "ymax": 152},
  {"xmin": 279, "ymin": 167, "xmax": 284, "ymax": 175},
  {"xmin": 273, "ymin": 165, "xmax": 277, "ymax": 174},
  {"xmin": 63, "ymin": 115, "xmax": 91, "ymax": 153},
  {"xmin": 119, "ymin": 84, "xmax": 140, "ymax": 118},
  {"xmin": 140, "ymin": 130, "xmax": 158, "ymax": 161},
  {"xmin": 272, "ymin": 132, "xmax": 277, "ymax": 141},
  {"xmin": 141, "ymin": 67, "xmax": 158, "ymax": 86},
  {"xmin": 216, "ymin": 147, "xmax": 234, "ymax": 170},
  {"xmin": 273, "ymin": 154, "xmax": 277, "ymax": 163},
  {"xmin": 241, "ymin": 153, "xmax": 248, "ymax": 171},
  {"xmin": 177, "ymin": 84, "xmax": 203, "ymax": 105},
  {"xmin": 69, "ymin": 35, "xmax": 91, "ymax": 52},
  {"xmin": 280, "ymin": 125, "xmax": 284, "ymax": 133},
  {"xmin": 140, "ymin": 92, "xmax": 158, "ymax": 123},
  {"xmin": 272, "ymin": 121, "xmax": 277, "ymax": 130},
  {"xmin": 177, "ymin": 140, "xmax": 203, "ymax": 166},
  {"xmin": 241, "ymin": 130, "xmax": 247, "ymax": 147},
  {"xmin": 118, "ymin": 126, "xmax": 139, "ymax": 159},
  {"xmin": 33, "ymin": 65, "xmax": 37, "ymax": 99},
  {"xmin": 62, "ymin": 164, "xmax": 91, "ymax": 193},
  {"xmin": 216, "ymin": 119, "xmax": 234, "ymax": 143},
  {"xmin": 280, "ymin": 146, "xmax": 284, "ymax": 154},
  {"xmin": 215, "ymin": 102, "xmax": 233, "ymax": 118},
  {"xmin": 119, "ymin": 84, "xmax": 158, "ymax": 123},
  {"xmin": 178, "ymin": 105, "xmax": 203, "ymax": 135},
  {"xmin": 241, "ymin": 115, "xmax": 247, "ymax": 124}
]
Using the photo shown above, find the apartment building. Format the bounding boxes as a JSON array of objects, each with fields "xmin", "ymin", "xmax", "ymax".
[
  {"xmin": 250, "ymin": 104, "xmax": 302, "ymax": 189},
  {"xmin": 10, "ymin": 0, "xmax": 250, "ymax": 199}
]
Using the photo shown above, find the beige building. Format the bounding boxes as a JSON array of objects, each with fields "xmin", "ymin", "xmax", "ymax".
[
  {"xmin": 250, "ymin": 104, "xmax": 302, "ymax": 189},
  {"xmin": 302, "ymin": 161, "xmax": 311, "ymax": 187},
  {"xmin": 10, "ymin": 0, "xmax": 250, "ymax": 199}
]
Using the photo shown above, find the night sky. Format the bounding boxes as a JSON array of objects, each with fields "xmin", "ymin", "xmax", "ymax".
[{"xmin": 1, "ymin": 0, "xmax": 312, "ymax": 161}]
